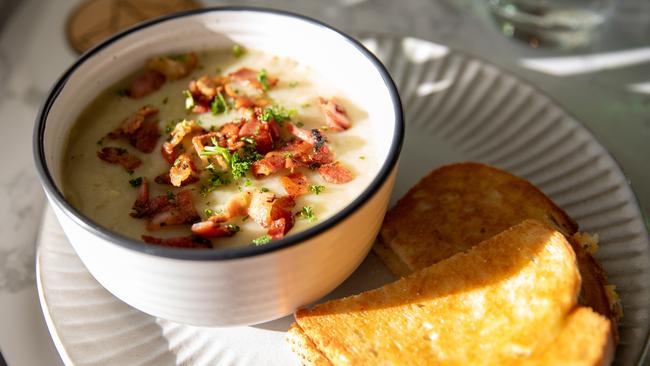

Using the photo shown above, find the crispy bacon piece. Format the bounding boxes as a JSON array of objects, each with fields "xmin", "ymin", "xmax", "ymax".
[
  {"xmin": 248, "ymin": 192, "xmax": 295, "ymax": 238},
  {"xmin": 147, "ymin": 190, "xmax": 200, "ymax": 230},
  {"xmin": 131, "ymin": 178, "xmax": 150, "ymax": 217},
  {"xmin": 195, "ymin": 75, "xmax": 219, "ymax": 97},
  {"xmin": 146, "ymin": 52, "xmax": 198, "ymax": 80},
  {"xmin": 191, "ymin": 221, "xmax": 238, "ymax": 238},
  {"xmin": 169, "ymin": 153, "xmax": 198, "ymax": 187},
  {"xmin": 130, "ymin": 121, "xmax": 161, "ymax": 153},
  {"xmin": 142, "ymin": 235, "xmax": 211, "ymax": 249},
  {"xmin": 318, "ymin": 161, "xmax": 354, "ymax": 184},
  {"xmin": 318, "ymin": 97, "xmax": 351, "ymax": 131},
  {"xmin": 251, "ymin": 151, "xmax": 288, "ymax": 177},
  {"xmin": 111, "ymin": 105, "xmax": 158, "ymax": 135},
  {"xmin": 154, "ymin": 172, "xmax": 199, "ymax": 187},
  {"xmin": 128, "ymin": 70, "xmax": 165, "ymax": 99},
  {"xmin": 162, "ymin": 120, "xmax": 204, "ymax": 163},
  {"xmin": 108, "ymin": 105, "xmax": 160, "ymax": 153},
  {"xmin": 224, "ymin": 191, "xmax": 252, "ymax": 219},
  {"xmin": 280, "ymin": 172, "xmax": 309, "ymax": 197},
  {"xmin": 97, "ymin": 147, "xmax": 141, "ymax": 172},
  {"xmin": 239, "ymin": 117, "xmax": 279, "ymax": 154},
  {"xmin": 228, "ymin": 67, "xmax": 278, "ymax": 91}
]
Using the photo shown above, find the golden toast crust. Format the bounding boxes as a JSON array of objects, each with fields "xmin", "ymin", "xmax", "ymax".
[
  {"xmin": 375, "ymin": 162, "xmax": 618, "ymax": 332},
  {"xmin": 291, "ymin": 221, "xmax": 606, "ymax": 365}
]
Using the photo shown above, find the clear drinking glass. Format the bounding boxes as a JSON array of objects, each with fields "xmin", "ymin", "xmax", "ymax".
[{"xmin": 486, "ymin": 0, "xmax": 614, "ymax": 49}]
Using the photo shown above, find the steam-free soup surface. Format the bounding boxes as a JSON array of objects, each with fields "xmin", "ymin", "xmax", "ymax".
[{"xmin": 63, "ymin": 47, "xmax": 376, "ymax": 248}]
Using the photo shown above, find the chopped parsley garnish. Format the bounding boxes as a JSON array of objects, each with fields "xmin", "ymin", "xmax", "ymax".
[
  {"xmin": 252, "ymin": 234, "xmax": 272, "ymax": 246},
  {"xmin": 244, "ymin": 179, "xmax": 252, "ymax": 187},
  {"xmin": 289, "ymin": 81, "xmax": 299, "ymax": 88},
  {"xmin": 165, "ymin": 120, "xmax": 179, "ymax": 134},
  {"xmin": 240, "ymin": 136, "xmax": 255, "ymax": 145},
  {"xmin": 199, "ymin": 138, "xmax": 262, "ymax": 184},
  {"xmin": 199, "ymin": 169, "xmax": 231, "ymax": 197},
  {"xmin": 242, "ymin": 215, "xmax": 249, "ymax": 222},
  {"xmin": 204, "ymin": 208, "xmax": 214, "ymax": 217},
  {"xmin": 116, "ymin": 88, "xmax": 128, "ymax": 97},
  {"xmin": 199, "ymin": 138, "xmax": 232, "ymax": 162},
  {"xmin": 183, "ymin": 90, "xmax": 195, "ymax": 111},
  {"xmin": 260, "ymin": 187, "xmax": 269, "ymax": 193},
  {"xmin": 259, "ymin": 105, "xmax": 296, "ymax": 125},
  {"xmin": 225, "ymin": 224, "xmax": 240, "ymax": 233},
  {"xmin": 309, "ymin": 185, "xmax": 325, "ymax": 195},
  {"xmin": 211, "ymin": 91, "xmax": 229, "ymax": 115},
  {"xmin": 166, "ymin": 191, "xmax": 175, "ymax": 201},
  {"xmin": 257, "ymin": 69, "xmax": 270, "ymax": 91},
  {"xmin": 301, "ymin": 103, "xmax": 311, "ymax": 108},
  {"xmin": 297, "ymin": 206, "xmax": 317, "ymax": 222},
  {"xmin": 232, "ymin": 44, "xmax": 245, "ymax": 58},
  {"xmin": 162, "ymin": 97, "xmax": 168, "ymax": 105},
  {"xmin": 129, "ymin": 177, "xmax": 143, "ymax": 187},
  {"xmin": 295, "ymin": 121, "xmax": 304, "ymax": 127},
  {"xmin": 97, "ymin": 137, "xmax": 105, "ymax": 146},
  {"xmin": 359, "ymin": 156, "xmax": 366, "ymax": 160}
]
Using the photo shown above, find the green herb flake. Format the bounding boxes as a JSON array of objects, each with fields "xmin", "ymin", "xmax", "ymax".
[
  {"xmin": 359, "ymin": 155, "xmax": 366, "ymax": 160},
  {"xmin": 97, "ymin": 137, "xmax": 105, "ymax": 146},
  {"xmin": 242, "ymin": 215, "xmax": 249, "ymax": 222},
  {"xmin": 297, "ymin": 206, "xmax": 317, "ymax": 222},
  {"xmin": 259, "ymin": 105, "xmax": 296, "ymax": 125},
  {"xmin": 260, "ymin": 187, "xmax": 269, "ymax": 193},
  {"xmin": 232, "ymin": 44, "xmax": 245, "ymax": 58},
  {"xmin": 116, "ymin": 88, "xmax": 128, "ymax": 97},
  {"xmin": 211, "ymin": 91, "xmax": 229, "ymax": 115},
  {"xmin": 166, "ymin": 191, "xmax": 175, "ymax": 201},
  {"xmin": 309, "ymin": 185, "xmax": 325, "ymax": 195},
  {"xmin": 169, "ymin": 54, "xmax": 188, "ymax": 62},
  {"xmin": 165, "ymin": 120, "xmax": 178, "ymax": 134},
  {"xmin": 257, "ymin": 69, "xmax": 270, "ymax": 91},
  {"xmin": 183, "ymin": 90, "xmax": 195, "ymax": 111},
  {"xmin": 295, "ymin": 121, "xmax": 304, "ymax": 128},
  {"xmin": 244, "ymin": 179, "xmax": 252, "ymax": 187},
  {"xmin": 301, "ymin": 103, "xmax": 310, "ymax": 108},
  {"xmin": 129, "ymin": 177, "xmax": 143, "ymax": 188},
  {"xmin": 289, "ymin": 81, "xmax": 299, "ymax": 88},
  {"xmin": 225, "ymin": 223, "xmax": 240, "ymax": 233},
  {"xmin": 251, "ymin": 234, "xmax": 272, "ymax": 246},
  {"xmin": 204, "ymin": 208, "xmax": 214, "ymax": 217},
  {"xmin": 162, "ymin": 97, "xmax": 168, "ymax": 105}
]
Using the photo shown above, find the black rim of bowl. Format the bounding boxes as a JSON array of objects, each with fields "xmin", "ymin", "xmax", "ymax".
[{"xmin": 33, "ymin": 6, "xmax": 404, "ymax": 261}]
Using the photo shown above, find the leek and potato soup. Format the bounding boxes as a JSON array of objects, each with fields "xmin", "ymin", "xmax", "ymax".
[{"xmin": 63, "ymin": 47, "xmax": 377, "ymax": 249}]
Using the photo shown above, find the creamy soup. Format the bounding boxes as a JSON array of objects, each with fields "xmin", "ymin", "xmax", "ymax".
[{"xmin": 63, "ymin": 47, "xmax": 376, "ymax": 249}]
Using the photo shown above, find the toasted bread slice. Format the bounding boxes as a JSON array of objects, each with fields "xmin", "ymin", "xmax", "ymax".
[
  {"xmin": 290, "ymin": 220, "xmax": 612, "ymax": 365},
  {"xmin": 376, "ymin": 162, "xmax": 618, "ymax": 327}
]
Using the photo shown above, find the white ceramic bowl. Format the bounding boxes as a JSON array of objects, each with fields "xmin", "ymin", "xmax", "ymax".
[{"xmin": 33, "ymin": 7, "xmax": 403, "ymax": 326}]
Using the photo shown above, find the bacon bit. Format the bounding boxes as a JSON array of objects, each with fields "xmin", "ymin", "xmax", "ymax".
[
  {"xmin": 224, "ymin": 191, "xmax": 252, "ymax": 218},
  {"xmin": 162, "ymin": 120, "xmax": 204, "ymax": 162},
  {"xmin": 248, "ymin": 192, "xmax": 295, "ymax": 238},
  {"xmin": 142, "ymin": 235, "xmax": 212, "ymax": 249},
  {"xmin": 111, "ymin": 105, "xmax": 159, "ymax": 136},
  {"xmin": 229, "ymin": 67, "xmax": 278, "ymax": 90},
  {"xmin": 192, "ymin": 132, "xmax": 228, "ymax": 170},
  {"xmin": 251, "ymin": 152, "xmax": 287, "ymax": 177},
  {"xmin": 128, "ymin": 70, "xmax": 166, "ymax": 99},
  {"xmin": 108, "ymin": 106, "xmax": 160, "ymax": 153},
  {"xmin": 97, "ymin": 147, "xmax": 141, "ymax": 172},
  {"xmin": 318, "ymin": 162, "xmax": 354, "ymax": 184},
  {"xmin": 318, "ymin": 97, "xmax": 351, "ymax": 131},
  {"xmin": 147, "ymin": 190, "xmax": 200, "ymax": 230},
  {"xmin": 131, "ymin": 178, "xmax": 150, "ymax": 217},
  {"xmin": 154, "ymin": 172, "xmax": 199, "ymax": 186},
  {"xmin": 191, "ymin": 221, "xmax": 238, "ymax": 238},
  {"xmin": 195, "ymin": 75, "xmax": 219, "ymax": 97},
  {"xmin": 192, "ymin": 102, "xmax": 211, "ymax": 114},
  {"xmin": 146, "ymin": 52, "xmax": 198, "ymax": 81},
  {"xmin": 280, "ymin": 172, "xmax": 309, "ymax": 197},
  {"xmin": 169, "ymin": 153, "xmax": 198, "ymax": 187},
  {"xmin": 239, "ymin": 120, "xmax": 275, "ymax": 154},
  {"xmin": 160, "ymin": 144, "xmax": 181, "ymax": 165},
  {"xmin": 130, "ymin": 121, "xmax": 160, "ymax": 153}
]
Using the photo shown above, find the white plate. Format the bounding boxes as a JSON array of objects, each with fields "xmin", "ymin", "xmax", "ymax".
[{"xmin": 37, "ymin": 34, "xmax": 650, "ymax": 365}]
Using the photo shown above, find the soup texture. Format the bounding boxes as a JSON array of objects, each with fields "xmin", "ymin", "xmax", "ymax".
[{"xmin": 63, "ymin": 47, "xmax": 376, "ymax": 249}]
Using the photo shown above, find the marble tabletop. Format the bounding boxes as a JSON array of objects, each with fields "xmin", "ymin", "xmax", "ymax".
[{"xmin": 0, "ymin": 0, "xmax": 648, "ymax": 365}]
